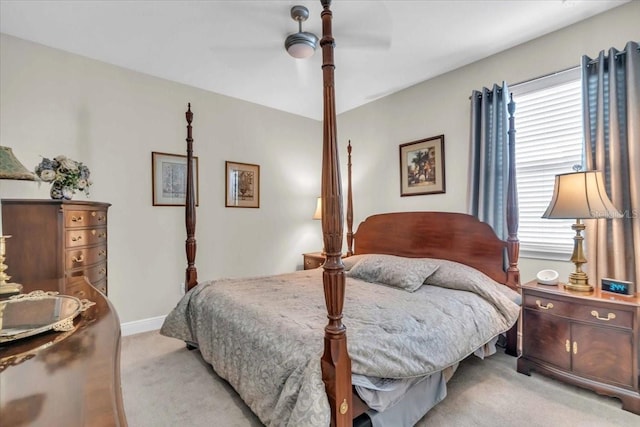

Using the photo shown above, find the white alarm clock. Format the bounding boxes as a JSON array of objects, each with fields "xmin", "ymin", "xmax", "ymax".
[{"xmin": 536, "ymin": 269, "xmax": 559, "ymax": 286}]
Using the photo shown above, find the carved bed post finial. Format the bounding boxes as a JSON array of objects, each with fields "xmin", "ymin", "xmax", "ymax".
[
  {"xmin": 319, "ymin": 1, "xmax": 352, "ymax": 425},
  {"xmin": 185, "ymin": 103, "xmax": 198, "ymax": 292},
  {"xmin": 346, "ymin": 141, "xmax": 354, "ymax": 257}
]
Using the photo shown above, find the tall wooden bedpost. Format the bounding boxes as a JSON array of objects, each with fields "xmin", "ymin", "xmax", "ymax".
[
  {"xmin": 506, "ymin": 94, "xmax": 520, "ymax": 288},
  {"xmin": 319, "ymin": 1, "xmax": 352, "ymax": 425},
  {"xmin": 185, "ymin": 103, "xmax": 198, "ymax": 292},
  {"xmin": 346, "ymin": 141, "xmax": 353, "ymax": 257},
  {"xmin": 505, "ymin": 94, "xmax": 520, "ymax": 357}
]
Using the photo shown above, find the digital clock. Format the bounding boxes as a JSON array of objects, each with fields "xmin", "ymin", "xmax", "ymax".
[{"xmin": 601, "ymin": 278, "xmax": 635, "ymax": 296}]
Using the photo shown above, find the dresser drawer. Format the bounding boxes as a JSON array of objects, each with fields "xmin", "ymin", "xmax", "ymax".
[
  {"xmin": 65, "ymin": 227, "xmax": 108, "ymax": 248},
  {"xmin": 92, "ymin": 278, "xmax": 108, "ymax": 295},
  {"xmin": 68, "ymin": 262, "xmax": 107, "ymax": 284},
  {"xmin": 65, "ymin": 245, "xmax": 107, "ymax": 270},
  {"xmin": 64, "ymin": 209, "xmax": 108, "ymax": 228}
]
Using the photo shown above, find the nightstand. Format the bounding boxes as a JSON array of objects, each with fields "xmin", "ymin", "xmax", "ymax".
[
  {"xmin": 303, "ymin": 252, "xmax": 325, "ymax": 270},
  {"xmin": 517, "ymin": 279, "xmax": 640, "ymax": 414}
]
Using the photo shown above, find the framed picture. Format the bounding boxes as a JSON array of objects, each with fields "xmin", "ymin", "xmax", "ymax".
[
  {"xmin": 225, "ymin": 161, "xmax": 260, "ymax": 208},
  {"xmin": 152, "ymin": 152, "xmax": 199, "ymax": 206},
  {"xmin": 399, "ymin": 135, "xmax": 446, "ymax": 196}
]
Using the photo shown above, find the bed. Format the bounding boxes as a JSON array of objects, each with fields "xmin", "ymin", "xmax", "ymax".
[{"xmin": 161, "ymin": 1, "xmax": 521, "ymax": 426}]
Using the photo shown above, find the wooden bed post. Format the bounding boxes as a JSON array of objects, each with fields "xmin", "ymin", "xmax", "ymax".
[
  {"xmin": 319, "ymin": 1, "xmax": 352, "ymax": 426},
  {"xmin": 346, "ymin": 141, "xmax": 353, "ymax": 257},
  {"xmin": 185, "ymin": 103, "xmax": 198, "ymax": 292},
  {"xmin": 506, "ymin": 94, "xmax": 520, "ymax": 289},
  {"xmin": 505, "ymin": 94, "xmax": 520, "ymax": 357}
]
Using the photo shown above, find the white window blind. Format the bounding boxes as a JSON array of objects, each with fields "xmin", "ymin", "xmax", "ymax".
[{"xmin": 512, "ymin": 68, "xmax": 583, "ymax": 259}]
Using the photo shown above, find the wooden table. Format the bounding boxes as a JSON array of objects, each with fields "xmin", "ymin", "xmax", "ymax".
[{"xmin": 0, "ymin": 277, "xmax": 127, "ymax": 426}]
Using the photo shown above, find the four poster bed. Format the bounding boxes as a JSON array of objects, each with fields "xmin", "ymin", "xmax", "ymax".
[{"xmin": 161, "ymin": 1, "xmax": 521, "ymax": 426}]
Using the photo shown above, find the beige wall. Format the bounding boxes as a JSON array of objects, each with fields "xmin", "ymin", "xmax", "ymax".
[
  {"xmin": 0, "ymin": 2, "xmax": 638, "ymax": 325},
  {"xmin": 338, "ymin": 1, "xmax": 639, "ymax": 283},
  {"xmin": 0, "ymin": 33, "xmax": 323, "ymax": 323}
]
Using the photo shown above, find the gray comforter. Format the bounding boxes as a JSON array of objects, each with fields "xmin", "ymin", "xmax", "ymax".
[{"xmin": 160, "ymin": 262, "xmax": 519, "ymax": 426}]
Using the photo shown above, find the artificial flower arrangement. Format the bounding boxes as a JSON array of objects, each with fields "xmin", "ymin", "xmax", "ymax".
[{"xmin": 34, "ymin": 155, "xmax": 91, "ymax": 200}]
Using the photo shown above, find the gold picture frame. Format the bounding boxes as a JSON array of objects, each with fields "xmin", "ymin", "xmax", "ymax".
[
  {"xmin": 399, "ymin": 135, "xmax": 446, "ymax": 196},
  {"xmin": 152, "ymin": 152, "xmax": 199, "ymax": 206},
  {"xmin": 225, "ymin": 161, "xmax": 260, "ymax": 208}
]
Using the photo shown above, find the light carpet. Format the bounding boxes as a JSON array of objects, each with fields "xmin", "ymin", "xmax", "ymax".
[{"xmin": 121, "ymin": 330, "xmax": 638, "ymax": 426}]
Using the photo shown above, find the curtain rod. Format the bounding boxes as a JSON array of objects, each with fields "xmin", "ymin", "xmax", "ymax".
[
  {"xmin": 510, "ymin": 65, "xmax": 579, "ymax": 88},
  {"xmin": 469, "ymin": 65, "xmax": 578, "ymax": 99},
  {"xmin": 586, "ymin": 46, "xmax": 640, "ymax": 65},
  {"xmin": 470, "ymin": 45, "xmax": 638, "ymax": 99}
]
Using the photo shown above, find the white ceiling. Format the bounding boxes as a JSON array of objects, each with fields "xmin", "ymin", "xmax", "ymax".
[{"xmin": 0, "ymin": 0, "xmax": 628, "ymax": 120}]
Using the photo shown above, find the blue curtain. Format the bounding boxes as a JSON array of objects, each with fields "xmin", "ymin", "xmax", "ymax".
[
  {"xmin": 468, "ymin": 82, "xmax": 511, "ymax": 240},
  {"xmin": 582, "ymin": 41, "xmax": 640, "ymax": 284}
]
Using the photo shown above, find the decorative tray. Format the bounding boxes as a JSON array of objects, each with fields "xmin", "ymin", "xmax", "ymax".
[{"xmin": 0, "ymin": 290, "xmax": 94, "ymax": 344}]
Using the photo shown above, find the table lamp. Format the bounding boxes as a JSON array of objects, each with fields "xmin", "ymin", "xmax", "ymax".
[
  {"xmin": 313, "ymin": 197, "xmax": 322, "ymax": 220},
  {"xmin": 312, "ymin": 197, "xmax": 325, "ymax": 254},
  {"xmin": 0, "ymin": 146, "xmax": 35, "ymax": 180},
  {"xmin": 542, "ymin": 170, "xmax": 621, "ymax": 292}
]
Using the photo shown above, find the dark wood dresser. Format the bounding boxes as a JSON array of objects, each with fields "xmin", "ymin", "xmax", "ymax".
[
  {"xmin": 518, "ymin": 280, "xmax": 640, "ymax": 414},
  {"xmin": 1, "ymin": 200, "xmax": 110, "ymax": 295},
  {"xmin": 0, "ymin": 276, "xmax": 127, "ymax": 426}
]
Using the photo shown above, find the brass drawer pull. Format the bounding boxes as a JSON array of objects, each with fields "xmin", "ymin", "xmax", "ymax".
[
  {"xmin": 99, "ymin": 250, "xmax": 107, "ymax": 257},
  {"xmin": 565, "ymin": 339, "xmax": 570, "ymax": 352},
  {"xmin": 99, "ymin": 268, "xmax": 106, "ymax": 275},
  {"xmin": 98, "ymin": 232, "xmax": 106, "ymax": 238},
  {"xmin": 573, "ymin": 341, "xmax": 578, "ymax": 355},
  {"xmin": 71, "ymin": 215, "xmax": 83, "ymax": 223},
  {"xmin": 91, "ymin": 211, "xmax": 97, "ymax": 217},
  {"xmin": 590, "ymin": 310, "xmax": 616, "ymax": 321},
  {"xmin": 72, "ymin": 255, "xmax": 84, "ymax": 263},
  {"xmin": 98, "ymin": 215, "xmax": 105, "ymax": 222},
  {"xmin": 535, "ymin": 300, "xmax": 554, "ymax": 310},
  {"xmin": 71, "ymin": 235, "xmax": 83, "ymax": 242}
]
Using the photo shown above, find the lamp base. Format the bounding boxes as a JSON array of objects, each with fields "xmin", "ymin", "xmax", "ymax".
[{"xmin": 564, "ymin": 271, "xmax": 593, "ymax": 292}]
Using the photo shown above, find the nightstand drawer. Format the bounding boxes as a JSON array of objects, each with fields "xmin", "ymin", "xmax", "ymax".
[
  {"xmin": 572, "ymin": 303, "xmax": 632, "ymax": 330},
  {"xmin": 304, "ymin": 255, "xmax": 324, "ymax": 269},
  {"xmin": 523, "ymin": 294, "xmax": 572, "ymax": 316},
  {"xmin": 523, "ymin": 293, "xmax": 632, "ymax": 329}
]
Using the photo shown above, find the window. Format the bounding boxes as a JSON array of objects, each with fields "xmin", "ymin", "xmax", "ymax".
[{"xmin": 511, "ymin": 68, "xmax": 583, "ymax": 260}]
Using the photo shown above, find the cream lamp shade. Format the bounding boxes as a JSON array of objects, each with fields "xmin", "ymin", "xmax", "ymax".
[
  {"xmin": 542, "ymin": 170, "xmax": 621, "ymax": 292},
  {"xmin": 0, "ymin": 146, "xmax": 35, "ymax": 180},
  {"xmin": 313, "ymin": 197, "xmax": 322, "ymax": 220},
  {"xmin": 542, "ymin": 171, "xmax": 621, "ymax": 220}
]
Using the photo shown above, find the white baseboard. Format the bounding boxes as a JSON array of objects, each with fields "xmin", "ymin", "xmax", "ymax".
[{"xmin": 121, "ymin": 315, "xmax": 166, "ymax": 337}]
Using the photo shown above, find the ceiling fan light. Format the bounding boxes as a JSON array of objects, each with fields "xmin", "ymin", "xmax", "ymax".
[{"xmin": 285, "ymin": 32, "xmax": 318, "ymax": 59}]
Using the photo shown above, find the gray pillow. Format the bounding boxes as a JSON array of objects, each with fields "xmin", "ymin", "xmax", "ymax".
[
  {"xmin": 424, "ymin": 259, "xmax": 521, "ymax": 305},
  {"xmin": 347, "ymin": 254, "xmax": 440, "ymax": 292},
  {"xmin": 342, "ymin": 254, "xmax": 369, "ymax": 271}
]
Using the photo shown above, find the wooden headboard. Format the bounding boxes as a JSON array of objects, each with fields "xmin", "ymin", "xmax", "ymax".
[{"xmin": 353, "ymin": 211, "xmax": 512, "ymax": 287}]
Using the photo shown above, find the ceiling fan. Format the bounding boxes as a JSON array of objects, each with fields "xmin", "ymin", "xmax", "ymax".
[
  {"xmin": 209, "ymin": 2, "xmax": 390, "ymax": 59},
  {"xmin": 284, "ymin": 5, "xmax": 318, "ymax": 59}
]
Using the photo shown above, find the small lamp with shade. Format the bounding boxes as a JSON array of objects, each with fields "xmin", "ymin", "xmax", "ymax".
[{"xmin": 542, "ymin": 167, "xmax": 621, "ymax": 292}]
